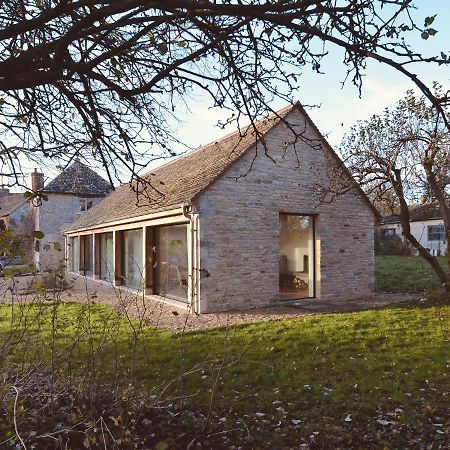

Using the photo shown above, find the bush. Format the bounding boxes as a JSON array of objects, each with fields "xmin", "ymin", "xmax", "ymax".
[
  {"xmin": 41, "ymin": 264, "xmax": 73, "ymax": 292},
  {"xmin": 375, "ymin": 232, "xmax": 412, "ymax": 256}
]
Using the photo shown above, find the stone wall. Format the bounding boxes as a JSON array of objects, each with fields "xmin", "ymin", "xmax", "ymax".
[
  {"xmin": 32, "ymin": 194, "xmax": 104, "ymax": 269},
  {"xmin": 197, "ymin": 108, "xmax": 375, "ymax": 312}
]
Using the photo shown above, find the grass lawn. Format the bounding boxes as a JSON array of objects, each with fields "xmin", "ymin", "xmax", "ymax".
[
  {"xmin": 375, "ymin": 255, "xmax": 447, "ymax": 293},
  {"xmin": 0, "ymin": 300, "xmax": 449, "ymax": 448}
]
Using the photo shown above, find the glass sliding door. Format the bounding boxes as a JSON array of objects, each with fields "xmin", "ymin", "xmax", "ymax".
[
  {"xmin": 123, "ymin": 228, "xmax": 144, "ymax": 290},
  {"xmin": 100, "ymin": 232, "xmax": 114, "ymax": 282},
  {"xmin": 279, "ymin": 214, "xmax": 315, "ymax": 299},
  {"xmin": 155, "ymin": 224, "xmax": 188, "ymax": 302}
]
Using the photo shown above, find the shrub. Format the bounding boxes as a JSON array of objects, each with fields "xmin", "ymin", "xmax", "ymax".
[{"xmin": 375, "ymin": 232, "xmax": 412, "ymax": 256}]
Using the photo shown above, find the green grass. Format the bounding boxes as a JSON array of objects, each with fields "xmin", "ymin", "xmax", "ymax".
[
  {"xmin": 0, "ymin": 300, "xmax": 449, "ymax": 447},
  {"xmin": 376, "ymin": 255, "xmax": 447, "ymax": 293},
  {"xmin": 0, "ymin": 255, "xmax": 449, "ymax": 446}
]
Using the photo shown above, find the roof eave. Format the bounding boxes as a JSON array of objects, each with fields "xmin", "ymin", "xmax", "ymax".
[{"xmin": 65, "ymin": 204, "xmax": 187, "ymax": 235}]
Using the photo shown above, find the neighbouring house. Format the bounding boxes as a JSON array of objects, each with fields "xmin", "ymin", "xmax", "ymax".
[
  {"xmin": 0, "ymin": 189, "xmax": 33, "ymax": 264},
  {"xmin": 65, "ymin": 103, "xmax": 378, "ymax": 313},
  {"xmin": 31, "ymin": 160, "xmax": 111, "ymax": 269},
  {"xmin": 0, "ymin": 189, "xmax": 29, "ymax": 231},
  {"xmin": 378, "ymin": 201, "xmax": 448, "ymax": 256}
]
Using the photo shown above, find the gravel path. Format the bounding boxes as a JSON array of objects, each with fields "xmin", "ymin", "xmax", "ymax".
[{"xmin": 1, "ymin": 273, "xmax": 420, "ymax": 333}]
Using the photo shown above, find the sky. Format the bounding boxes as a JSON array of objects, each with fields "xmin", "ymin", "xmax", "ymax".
[
  {"xmin": 173, "ymin": 0, "xmax": 450, "ymax": 150},
  {"xmin": 17, "ymin": 0, "xmax": 450, "ymax": 189}
]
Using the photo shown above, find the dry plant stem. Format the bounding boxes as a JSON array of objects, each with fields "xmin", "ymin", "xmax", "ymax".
[
  {"xmin": 202, "ymin": 314, "xmax": 231, "ymax": 434},
  {"xmin": 12, "ymin": 385, "xmax": 27, "ymax": 450}
]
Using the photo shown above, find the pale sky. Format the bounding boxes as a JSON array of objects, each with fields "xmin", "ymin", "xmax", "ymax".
[
  {"xmin": 17, "ymin": 1, "xmax": 450, "ymax": 188},
  {"xmin": 174, "ymin": 0, "xmax": 450, "ymax": 150}
]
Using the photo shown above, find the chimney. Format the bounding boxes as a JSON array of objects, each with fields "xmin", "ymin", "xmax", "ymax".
[
  {"xmin": 31, "ymin": 168, "xmax": 44, "ymax": 191},
  {"xmin": 419, "ymin": 195, "xmax": 428, "ymax": 205}
]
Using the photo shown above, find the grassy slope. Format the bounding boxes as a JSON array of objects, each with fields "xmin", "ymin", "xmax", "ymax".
[
  {"xmin": 0, "ymin": 300, "xmax": 449, "ymax": 446},
  {"xmin": 375, "ymin": 255, "xmax": 446, "ymax": 293},
  {"xmin": 0, "ymin": 257, "xmax": 449, "ymax": 446}
]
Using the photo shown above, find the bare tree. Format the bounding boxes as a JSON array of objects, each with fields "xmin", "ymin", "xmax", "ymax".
[
  {"xmin": 0, "ymin": 1, "xmax": 449, "ymax": 190},
  {"xmin": 339, "ymin": 89, "xmax": 450, "ymax": 295}
]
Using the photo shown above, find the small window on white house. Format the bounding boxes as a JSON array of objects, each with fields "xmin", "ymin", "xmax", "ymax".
[
  {"xmin": 427, "ymin": 224, "xmax": 445, "ymax": 242},
  {"xmin": 381, "ymin": 228, "xmax": 396, "ymax": 236},
  {"xmin": 79, "ymin": 198, "xmax": 93, "ymax": 212}
]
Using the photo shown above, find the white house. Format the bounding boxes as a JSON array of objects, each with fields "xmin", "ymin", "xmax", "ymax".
[{"xmin": 378, "ymin": 202, "xmax": 448, "ymax": 256}]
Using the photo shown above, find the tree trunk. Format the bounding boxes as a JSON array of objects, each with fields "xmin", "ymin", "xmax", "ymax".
[
  {"xmin": 392, "ymin": 169, "xmax": 450, "ymax": 298},
  {"xmin": 422, "ymin": 159, "xmax": 450, "ymax": 296}
]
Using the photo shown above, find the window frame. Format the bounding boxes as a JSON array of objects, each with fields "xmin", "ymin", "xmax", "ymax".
[
  {"xmin": 427, "ymin": 224, "xmax": 445, "ymax": 242},
  {"xmin": 79, "ymin": 197, "xmax": 93, "ymax": 212},
  {"xmin": 381, "ymin": 228, "xmax": 396, "ymax": 236},
  {"xmin": 279, "ymin": 212, "xmax": 317, "ymax": 300}
]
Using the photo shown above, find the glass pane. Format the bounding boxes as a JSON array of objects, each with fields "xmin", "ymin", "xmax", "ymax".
[
  {"xmin": 100, "ymin": 232, "xmax": 114, "ymax": 282},
  {"xmin": 70, "ymin": 236, "xmax": 79, "ymax": 273},
  {"xmin": 155, "ymin": 225, "xmax": 188, "ymax": 302},
  {"xmin": 279, "ymin": 215, "xmax": 314, "ymax": 298},
  {"xmin": 123, "ymin": 229, "xmax": 143, "ymax": 290},
  {"xmin": 67, "ymin": 237, "xmax": 74, "ymax": 272},
  {"xmin": 84, "ymin": 235, "xmax": 93, "ymax": 276}
]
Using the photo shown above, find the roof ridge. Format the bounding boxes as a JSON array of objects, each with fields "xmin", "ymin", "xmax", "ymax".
[
  {"xmin": 43, "ymin": 158, "xmax": 111, "ymax": 196},
  {"xmin": 141, "ymin": 104, "xmax": 297, "ymax": 178},
  {"xmin": 69, "ymin": 102, "xmax": 364, "ymax": 232}
]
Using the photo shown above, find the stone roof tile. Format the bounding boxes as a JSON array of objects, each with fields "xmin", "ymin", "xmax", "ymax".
[
  {"xmin": 67, "ymin": 103, "xmax": 378, "ymax": 232},
  {"xmin": 43, "ymin": 160, "xmax": 111, "ymax": 196},
  {"xmin": 380, "ymin": 201, "xmax": 448, "ymax": 224},
  {"xmin": 67, "ymin": 104, "xmax": 295, "ymax": 231}
]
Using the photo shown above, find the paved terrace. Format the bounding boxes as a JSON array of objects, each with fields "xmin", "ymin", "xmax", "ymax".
[{"xmin": 0, "ymin": 274, "xmax": 419, "ymax": 333}]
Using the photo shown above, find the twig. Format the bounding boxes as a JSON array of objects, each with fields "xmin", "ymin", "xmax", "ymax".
[{"xmin": 12, "ymin": 385, "xmax": 27, "ymax": 450}]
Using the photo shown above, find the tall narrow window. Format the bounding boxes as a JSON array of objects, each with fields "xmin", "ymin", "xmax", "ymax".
[
  {"xmin": 123, "ymin": 228, "xmax": 144, "ymax": 290},
  {"xmin": 79, "ymin": 235, "xmax": 93, "ymax": 276},
  {"xmin": 100, "ymin": 232, "xmax": 114, "ymax": 282},
  {"xmin": 279, "ymin": 214, "xmax": 315, "ymax": 299},
  {"xmin": 68, "ymin": 236, "xmax": 80, "ymax": 273},
  {"xmin": 155, "ymin": 224, "xmax": 188, "ymax": 302}
]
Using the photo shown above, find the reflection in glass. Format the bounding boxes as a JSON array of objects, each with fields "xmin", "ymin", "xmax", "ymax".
[
  {"xmin": 83, "ymin": 235, "xmax": 93, "ymax": 276},
  {"xmin": 100, "ymin": 232, "xmax": 114, "ymax": 282},
  {"xmin": 155, "ymin": 225, "xmax": 188, "ymax": 302},
  {"xmin": 123, "ymin": 229, "xmax": 144, "ymax": 290},
  {"xmin": 279, "ymin": 214, "xmax": 315, "ymax": 298},
  {"xmin": 68, "ymin": 236, "xmax": 79, "ymax": 273}
]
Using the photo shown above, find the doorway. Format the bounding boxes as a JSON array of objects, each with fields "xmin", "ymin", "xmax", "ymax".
[{"xmin": 279, "ymin": 214, "xmax": 315, "ymax": 299}]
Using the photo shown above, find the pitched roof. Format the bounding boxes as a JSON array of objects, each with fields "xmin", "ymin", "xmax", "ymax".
[
  {"xmin": 43, "ymin": 160, "xmax": 111, "ymax": 196},
  {"xmin": 380, "ymin": 201, "xmax": 448, "ymax": 224},
  {"xmin": 67, "ymin": 105, "xmax": 296, "ymax": 231},
  {"xmin": 67, "ymin": 103, "xmax": 377, "ymax": 232},
  {"xmin": 0, "ymin": 192, "xmax": 27, "ymax": 217}
]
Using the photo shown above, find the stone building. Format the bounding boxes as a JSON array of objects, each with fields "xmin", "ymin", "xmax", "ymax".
[
  {"xmin": 65, "ymin": 103, "xmax": 377, "ymax": 313},
  {"xmin": 0, "ymin": 189, "xmax": 29, "ymax": 231},
  {"xmin": 31, "ymin": 160, "xmax": 111, "ymax": 269}
]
